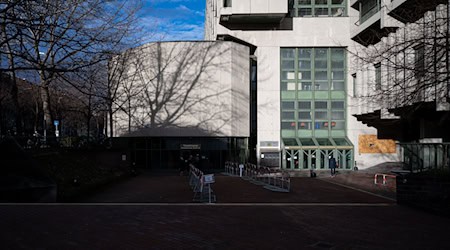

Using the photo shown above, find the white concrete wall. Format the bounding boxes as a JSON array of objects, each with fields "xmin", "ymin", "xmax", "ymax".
[
  {"xmin": 220, "ymin": 0, "xmax": 287, "ymax": 15},
  {"xmin": 112, "ymin": 41, "xmax": 250, "ymax": 138},
  {"xmin": 205, "ymin": 0, "xmax": 407, "ymax": 169}
]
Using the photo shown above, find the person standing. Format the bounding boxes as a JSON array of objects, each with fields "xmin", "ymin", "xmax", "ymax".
[{"xmin": 329, "ymin": 155, "xmax": 337, "ymax": 177}]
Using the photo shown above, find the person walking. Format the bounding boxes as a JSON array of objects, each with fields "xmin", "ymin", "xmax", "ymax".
[{"xmin": 329, "ymin": 155, "xmax": 337, "ymax": 177}]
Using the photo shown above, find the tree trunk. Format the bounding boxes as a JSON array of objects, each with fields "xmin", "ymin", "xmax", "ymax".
[
  {"xmin": 40, "ymin": 84, "xmax": 53, "ymax": 137},
  {"xmin": 109, "ymin": 101, "xmax": 113, "ymax": 138}
]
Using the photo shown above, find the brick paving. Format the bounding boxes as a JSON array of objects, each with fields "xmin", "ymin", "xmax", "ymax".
[{"xmin": 2, "ymin": 170, "xmax": 450, "ymax": 249}]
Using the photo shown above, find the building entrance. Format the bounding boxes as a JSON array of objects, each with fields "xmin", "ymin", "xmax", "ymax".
[{"xmin": 282, "ymin": 137, "xmax": 354, "ymax": 170}]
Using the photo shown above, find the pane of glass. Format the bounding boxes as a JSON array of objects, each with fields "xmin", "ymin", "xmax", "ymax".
[
  {"xmin": 315, "ymin": 0, "xmax": 328, "ymax": 4},
  {"xmin": 315, "ymin": 60, "xmax": 328, "ymax": 69},
  {"xmin": 298, "ymin": 49, "xmax": 312, "ymax": 59},
  {"xmin": 315, "ymin": 8, "xmax": 328, "ymax": 16},
  {"xmin": 315, "ymin": 71, "xmax": 328, "ymax": 80},
  {"xmin": 315, "ymin": 101, "xmax": 328, "ymax": 109},
  {"xmin": 332, "ymin": 111, "xmax": 344, "ymax": 120},
  {"xmin": 283, "ymin": 138, "xmax": 298, "ymax": 146},
  {"xmin": 298, "ymin": 101, "xmax": 312, "ymax": 109},
  {"xmin": 315, "ymin": 48, "xmax": 328, "ymax": 59},
  {"xmin": 331, "ymin": 101, "xmax": 344, "ymax": 109},
  {"xmin": 315, "ymin": 122, "xmax": 329, "ymax": 129},
  {"xmin": 314, "ymin": 82, "xmax": 329, "ymax": 90},
  {"xmin": 331, "ymin": 0, "xmax": 344, "ymax": 4},
  {"xmin": 282, "ymin": 111, "xmax": 295, "ymax": 120},
  {"xmin": 298, "ymin": 121, "xmax": 312, "ymax": 129},
  {"xmin": 332, "ymin": 71, "xmax": 344, "ymax": 80},
  {"xmin": 300, "ymin": 138, "xmax": 316, "ymax": 146},
  {"xmin": 331, "ymin": 7, "xmax": 344, "ymax": 16},
  {"xmin": 282, "ymin": 122, "xmax": 297, "ymax": 130},
  {"xmin": 282, "ymin": 60, "xmax": 295, "ymax": 69},
  {"xmin": 331, "ymin": 60, "xmax": 344, "ymax": 69},
  {"xmin": 282, "ymin": 101, "xmax": 295, "ymax": 110},
  {"xmin": 333, "ymin": 137, "xmax": 349, "ymax": 145},
  {"xmin": 281, "ymin": 49, "xmax": 295, "ymax": 59},
  {"xmin": 287, "ymin": 82, "xmax": 296, "ymax": 90},
  {"xmin": 299, "ymin": 111, "xmax": 312, "ymax": 119},
  {"xmin": 299, "ymin": 60, "xmax": 311, "ymax": 69},
  {"xmin": 281, "ymin": 71, "xmax": 295, "ymax": 80},
  {"xmin": 299, "ymin": 71, "xmax": 311, "ymax": 80},
  {"xmin": 315, "ymin": 111, "xmax": 328, "ymax": 120},
  {"xmin": 300, "ymin": 82, "xmax": 312, "ymax": 90},
  {"xmin": 316, "ymin": 138, "xmax": 333, "ymax": 146},
  {"xmin": 298, "ymin": 8, "xmax": 312, "ymax": 16},
  {"xmin": 332, "ymin": 81, "xmax": 345, "ymax": 90},
  {"xmin": 331, "ymin": 48, "xmax": 344, "ymax": 59},
  {"xmin": 331, "ymin": 121, "xmax": 345, "ymax": 130}
]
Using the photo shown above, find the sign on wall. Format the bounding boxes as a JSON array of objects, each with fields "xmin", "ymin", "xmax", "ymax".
[
  {"xmin": 358, "ymin": 135, "xmax": 396, "ymax": 154},
  {"xmin": 260, "ymin": 141, "xmax": 279, "ymax": 147}
]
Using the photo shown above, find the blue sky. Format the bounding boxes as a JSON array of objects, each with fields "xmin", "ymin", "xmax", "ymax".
[{"xmin": 141, "ymin": 0, "xmax": 206, "ymax": 42}]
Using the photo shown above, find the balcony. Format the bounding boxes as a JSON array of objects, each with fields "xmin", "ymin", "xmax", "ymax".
[
  {"xmin": 351, "ymin": 0, "xmax": 399, "ymax": 46},
  {"xmin": 388, "ymin": 0, "xmax": 447, "ymax": 23},
  {"xmin": 219, "ymin": 0, "xmax": 288, "ymax": 25}
]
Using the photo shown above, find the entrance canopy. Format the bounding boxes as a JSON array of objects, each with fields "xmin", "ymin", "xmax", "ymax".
[{"xmin": 282, "ymin": 137, "xmax": 353, "ymax": 150}]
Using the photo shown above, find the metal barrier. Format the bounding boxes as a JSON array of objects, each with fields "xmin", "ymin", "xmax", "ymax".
[
  {"xmin": 189, "ymin": 164, "xmax": 216, "ymax": 203},
  {"xmin": 374, "ymin": 173, "xmax": 397, "ymax": 185},
  {"xmin": 224, "ymin": 162, "xmax": 291, "ymax": 193}
]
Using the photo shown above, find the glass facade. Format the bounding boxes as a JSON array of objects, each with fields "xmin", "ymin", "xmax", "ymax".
[
  {"xmin": 281, "ymin": 47, "xmax": 353, "ymax": 170},
  {"xmin": 289, "ymin": 0, "xmax": 347, "ymax": 17}
]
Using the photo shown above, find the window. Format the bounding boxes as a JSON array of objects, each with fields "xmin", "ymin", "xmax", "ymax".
[
  {"xmin": 374, "ymin": 63, "xmax": 381, "ymax": 90},
  {"xmin": 351, "ymin": 73, "xmax": 357, "ymax": 97},
  {"xmin": 281, "ymin": 47, "xmax": 347, "ymax": 136},
  {"xmin": 360, "ymin": 0, "xmax": 380, "ymax": 24},
  {"xmin": 291, "ymin": 0, "xmax": 346, "ymax": 17},
  {"xmin": 223, "ymin": 0, "xmax": 232, "ymax": 7},
  {"xmin": 414, "ymin": 44, "xmax": 425, "ymax": 79}
]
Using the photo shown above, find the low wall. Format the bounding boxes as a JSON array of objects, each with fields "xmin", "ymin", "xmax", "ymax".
[{"xmin": 397, "ymin": 171, "xmax": 450, "ymax": 216}]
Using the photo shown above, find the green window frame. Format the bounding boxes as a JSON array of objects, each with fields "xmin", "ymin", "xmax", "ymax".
[
  {"xmin": 281, "ymin": 47, "xmax": 347, "ymax": 138},
  {"xmin": 291, "ymin": 0, "xmax": 347, "ymax": 17}
]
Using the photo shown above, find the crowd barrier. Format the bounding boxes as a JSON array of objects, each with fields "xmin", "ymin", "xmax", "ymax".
[
  {"xmin": 374, "ymin": 173, "xmax": 396, "ymax": 186},
  {"xmin": 189, "ymin": 164, "xmax": 216, "ymax": 203},
  {"xmin": 224, "ymin": 162, "xmax": 290, "ymax": 193}
]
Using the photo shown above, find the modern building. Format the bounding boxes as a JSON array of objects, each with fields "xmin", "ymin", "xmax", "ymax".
[
  {"xmin": 205, "ymin": 0, "xmax": 405, "ymax": 171},
  {"xmin": 113, "ymin": 0, "xmax": 450, "ymax": 171},
  {"xmin": 111, "ymin": 41, "xmax": 251, "ymax": 169},
  {"xmin": 349, "ymin": 0, "xmax": 450, "ymax": 171}
]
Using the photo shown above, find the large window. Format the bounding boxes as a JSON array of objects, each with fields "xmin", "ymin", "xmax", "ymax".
[
  {"xmin": 414, "ymin": 44, "xmax": 425, "ymax": 79},
  {"xmin": 281, "ymin": 47, "xmax": 346, "ymax": 138},
  {"xmin": 360, "ymin": 0, "xmax": 380, "ymax": 23},
  {"xmin": 374, "ymin": 63, "xmax": 381, "ymax": 90},
  {"xmin": 290, "ymin": 0, "xmax": 346, "ymax": 17},
  {"xmin": 281, "ymin": 47, "xmax": 346, "ymax": 93}
]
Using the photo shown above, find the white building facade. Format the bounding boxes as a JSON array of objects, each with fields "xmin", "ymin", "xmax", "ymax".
[{"xmin": 205, "ymin": 0, "xmax": 402, "ymax": 170}]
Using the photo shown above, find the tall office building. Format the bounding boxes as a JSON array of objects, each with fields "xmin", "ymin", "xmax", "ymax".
[{"xmin": 205, "ymin": 0, "xmax": 405, "ymax": 170}]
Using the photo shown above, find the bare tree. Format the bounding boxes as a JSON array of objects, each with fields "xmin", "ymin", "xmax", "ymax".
[
  {"xmin": 113, "ymin": 42, "xmax": 237, "ymax": 137},
  {"xmin": 0, "ymin": 0, "xmax": 143, "ymax": 138},
  {"xmin": 351, "ymin": 3, "xmax": 450, "ymax": 111}
]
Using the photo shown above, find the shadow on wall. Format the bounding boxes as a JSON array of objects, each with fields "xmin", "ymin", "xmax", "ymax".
[{"xmin": 112, "ymin": 41, "xmax": 249, "ymax": 137}]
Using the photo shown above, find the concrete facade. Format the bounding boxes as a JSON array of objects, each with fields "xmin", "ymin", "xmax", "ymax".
[
  {"xmin": 112, "ymin": 41, "xmax": 250, "ymax": 138},
  {"xmin": 205, "ymin": 0, "xmax": 401, "ymax": 169}
]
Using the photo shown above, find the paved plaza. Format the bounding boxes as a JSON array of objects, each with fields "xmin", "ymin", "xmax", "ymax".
[{"xmin": 1, "ymin": 172, "xmax": 450, "ymax": 249}]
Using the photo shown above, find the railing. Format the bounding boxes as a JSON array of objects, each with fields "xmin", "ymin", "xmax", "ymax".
[
  {"xmin": 400, "ymin": 143, "xmax": 450, "ymax": 172},
  {"xmin": 189, "ymin": 164, "xmax": 216, "ymax": 203},
  {"xmin": 374, "ymin": 173, "xmax": 396, "ymax": 185},
  {"xmin": 224, "ymin": 162, "xmax": 291, "ymax": 192}
]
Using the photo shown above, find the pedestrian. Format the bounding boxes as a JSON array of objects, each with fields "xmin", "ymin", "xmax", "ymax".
[{"xmin": 329, "ymin": 155, "xmax": 337, "ymax": 177}]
